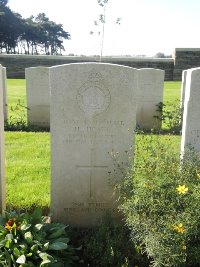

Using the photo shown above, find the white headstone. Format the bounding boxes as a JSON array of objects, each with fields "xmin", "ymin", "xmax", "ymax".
[
  {"xmin": 180, "ymin": 70, "xmax": 187, "ymax": 110},
  {"xmin": 0, "ymin": 67, "xmax": 8, "ymax": 121},
  {"xmin": 2, "ymin": 67, "xmax": 8, "ymax": 121},
  {"xmin": 137, "ymin": 68, "xmax": 164, "ymax": 129},
  {"xmin": 50, "ymin": 63, "xmax": 137, "ymax": 227},
  {"xmin": 181, "ymin": 67, "xmax": 200, "ymax": 155},
  {"xmin": 25, "ymin": 67, "xmax": 50, "ymax": 128},
  {"xmin": 0, "ymin": 65, "xmax": 6, "ymax": 212}
]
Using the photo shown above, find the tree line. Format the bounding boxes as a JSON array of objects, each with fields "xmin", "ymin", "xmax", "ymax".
[{"xmin": 0, "ymin": 0, "xmax": 70, "ymax": 55}]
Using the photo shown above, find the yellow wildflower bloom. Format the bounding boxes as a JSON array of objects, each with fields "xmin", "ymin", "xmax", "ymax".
[
  {"xmin": 176, "ymin": 185, "xmax": 188, "ymax": 194},
  {"xmin": 173, "ymin": 223, "xmax": 185, "ymax": 233},
  {"xmin": 196, "ymin": 171, "xmax": 200, "ymax": 179}
]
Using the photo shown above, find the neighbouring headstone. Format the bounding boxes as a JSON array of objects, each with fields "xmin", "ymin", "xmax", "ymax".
[
  {"xmin": 181, "ymin": 67, "xmax": 200, "ymax": 155},
  {"xmin": 0, "ymin": 67, "xmax": 8, "ymax": 121},
  {"xmin": 2, "ymin": 67, "xmax": 8, "ymax": 121},
  {"xmin": 50, "ymin": 63, "xmax": 137, "ymax": 227},
  {"xmin": 0, "ymin": 65, "xmax": 6, "ymax": 213},
  {"xmin": 137, "ymin": 68, "xmax": 164, "ymax": 129},
  {"xmin": 180, "ymin": 69, "xmax": 187, "ymax": 110},
  {"xmin": 25, "ymin": 67, "xmax": 50, "ymax": 128}
]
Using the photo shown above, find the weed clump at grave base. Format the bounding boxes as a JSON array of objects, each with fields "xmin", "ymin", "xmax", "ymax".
[
  {"xmin": 155, "ymin": 99, "xmax": 183, "ymax": 134},
  {"xmin": 4, "ymin": 100, "xmax": 50, "ymax": 132},
  {"xmin": 68, "ymin": 215, "xmax": 150, "ymax": 267},
  {"xmin": 119, "ymin": 134, "xmax": 200, "ymax": 267}
]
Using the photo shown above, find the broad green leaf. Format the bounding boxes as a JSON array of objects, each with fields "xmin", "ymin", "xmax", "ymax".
[
  {"xmin": 39, "ymin": 252, "xmax": 53, "ymax": 261},
  {"xmin": 40, "ymin": 259, "xmax": 52, "ymax": 266},
  {"xmin": 26, "ymin": 252, "xmax": 32, "ymax": 257},
  {"xmin": 19, "ymin": 243, "xmax": 27, "ymax": 250},
  {"xmin": 48, "ymin": 241, "xmax": 68, "ymax": 250},
  {"xmin": 0, "ymin": 225, "xmax": 6, "ymax": 231},
  {"xmin": 24, "ymin": 232, "xmax": 33, "ymax": 244},
  {"xmin": 6, "ymin": 233, "xmax": 13, "ymax": 240},
  {"xmin": 55, "ymin": 237, "xmax": 69, "ymax": 244},
  {"xmin": 48, "ymin": 229, "xmax": 65, "ymax": 239},
  {"xmin": 5, "ymin": 239, "xmax": 12, "ymax": 248},
  {"xmin": 34, "ymin": 224, "xmax": 43, "ymax": 231},
  {"xmin": 43, "ymin": 242, "xmax": 49, "ymax": 250},
  {"xmin": 5, "ymin": 249, "xmax": 12, "ymax": 266},
  {"xmin": 21, "ymin": 224, "xmax": 31, "ymax": 231},
  {"xmin": 31, "ymin": 208, "xmax": 42, "ymax": 224},
  {"xmin": 0, "ymin": 239, "xmax": 6, "ymax": 247},
  {"xmin": 30, "ymin": 244, "xmax": 38, "ymax": 253},
  {"xmin": 14, "ymin": 247, "xmax": 21, "ymax": 257},
  {"xmin": 16, "ymin": 255, "xmax": 26, "ymax": 264}
]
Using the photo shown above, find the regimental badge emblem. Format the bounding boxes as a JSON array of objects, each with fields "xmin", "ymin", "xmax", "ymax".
[{"xmin": 77, "ymin": 71, "xmax": 111, "ymax": 117}]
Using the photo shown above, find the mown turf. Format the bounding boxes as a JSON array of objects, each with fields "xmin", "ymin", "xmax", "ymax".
[
  {"xmin": 5, "ymin": 131, "xmax": 50, "ymax": 209},
  {"xmin": 163, "ymin": 81, "xmax": 181, "ymax": 102},
  {"xmin": 6, "ymin": 79, "xmax": 27, "ymax": 123}
]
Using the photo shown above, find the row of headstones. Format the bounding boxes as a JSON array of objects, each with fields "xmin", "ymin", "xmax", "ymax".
[
  {"xmin": 25, "ymin": 66, "xmax": 165, "ymax": 130},
  {"xmin": 0, "ymin": 63, "xmax": 199, "ymax": 227}
]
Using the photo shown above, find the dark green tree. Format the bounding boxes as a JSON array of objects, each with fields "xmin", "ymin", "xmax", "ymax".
[
  {"xmin": 0, "ymin": 0, "xmax": 23, "ymax": 53},
  {"xmin": 34, "ymin": 13, "xmax": 70, "ymax": 55},
  {"xmin": 0, "ymin": 1, "xmax": 70, "ymax": 55}
]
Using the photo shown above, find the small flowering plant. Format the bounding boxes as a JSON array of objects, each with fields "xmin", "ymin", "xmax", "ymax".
[
  {"xmin": 0, "ymin": 208, "xmax": 78, "ymax": 266},
  {"xmin": 119, "ymin": 136, "xmax": 200, "ymax": 267}
]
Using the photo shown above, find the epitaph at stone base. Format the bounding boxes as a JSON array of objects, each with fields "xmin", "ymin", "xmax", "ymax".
[{"xmin": 50, "ymin": 63, "xmax": 137, "ymax": 227}]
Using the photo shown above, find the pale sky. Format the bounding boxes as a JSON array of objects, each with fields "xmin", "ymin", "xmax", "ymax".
[{"xmin": 8, "ymin": 0, "xmax": 200, "ymax": 57}]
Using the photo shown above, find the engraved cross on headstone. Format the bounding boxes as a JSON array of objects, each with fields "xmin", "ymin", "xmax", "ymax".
[{"xmin": 76, "ymin": 148, "xmax": 108, "ymax": 199}]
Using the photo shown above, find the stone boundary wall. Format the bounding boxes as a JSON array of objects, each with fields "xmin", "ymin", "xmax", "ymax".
[
  {"xmin": 2, "ymin": 49, "xmax": 200, "ymax": 81},
  {"xmin": 173, "ymin": 48, "xmax": 200, "ymax": 80},
  {"xmin": 0, "ymin": 54, "xmax": 174, "ymax": 80}
]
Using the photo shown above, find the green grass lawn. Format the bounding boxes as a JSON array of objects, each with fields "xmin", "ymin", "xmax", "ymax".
[
  {"xmin": 4, "ymin": 79, "xmax": 182, "ymax": 210},
  {"xmin": 5, "ymin": 132, "xmax": 50, "ymax": 210},
  {"xmin": 163, "ymin": 81, "xmax": 181, "ymax": 101},
  {"xmin": 7, "ymin": 79, "xmax": 27, "ymax": 121}
]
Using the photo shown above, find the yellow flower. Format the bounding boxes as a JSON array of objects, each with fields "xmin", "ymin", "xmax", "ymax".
[
  {"xmin": 196, "ymin": 171, "xmax": 200, "ymax": 179},
  {"xmin": 173, "ymin": 223, "xmax": 185, "ymax": 234},
  {"xmin": 5, "ymin": 219, "xmax": 15, "ymax": 232},
  {"xmin": 143, "ymin": 182, "xmax": 152, "ymax": 189},
  {"xmin": 176, "ymin": 185, "xmax": 188, "ymax": 194}
]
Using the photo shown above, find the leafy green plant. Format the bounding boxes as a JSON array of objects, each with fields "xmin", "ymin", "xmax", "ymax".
[
  {"xmin": 5, "ymin": 100, "xmax": 49, "ymax": 132},
  {"xmin": 70, "ymin": 215, "xmax": 149, "ymax": 267},
  {"xmin": 155, "ymin": 100, "xmax": 183, "ymax": 134},
  {"xmin": 119, "ymin": 135, "xmax": 200, "ymax": 267},
  {"xmin": 0, "ymin": 208, "xmax": 79, "ymax": 266},
  {"xmin": 5, "ymin": 100, "xmax": 28, "ymax": 131}
]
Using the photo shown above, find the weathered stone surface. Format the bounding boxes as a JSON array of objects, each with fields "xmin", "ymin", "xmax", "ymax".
[
  {"xmin": 181, "ymin": 67, "xmax": 200, "ymax": 154},
  {"xmin": 0, "ymin": 65, "xmax": 6, "ymax": 213},
  {"xmin": 180, "ymin": 69, "xmax": 187, "ymax": 110},
  {"xmin": 25, "ymin": 67, "xmax": 50, "ymax": 128},
  {"xmin": 2, "ymin": 67, "xmax": 8, "ymax": 121},
  {"xmin": 50, "ymin": 63, "xmax": 137, "ymax": 227},
  {"xmin": 137, "ymin": 68, "xmax": 164, "ymax": 129},
  {"xmin": 0, "ymin": 67, "xmax": 8, "ymax": 121}
]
